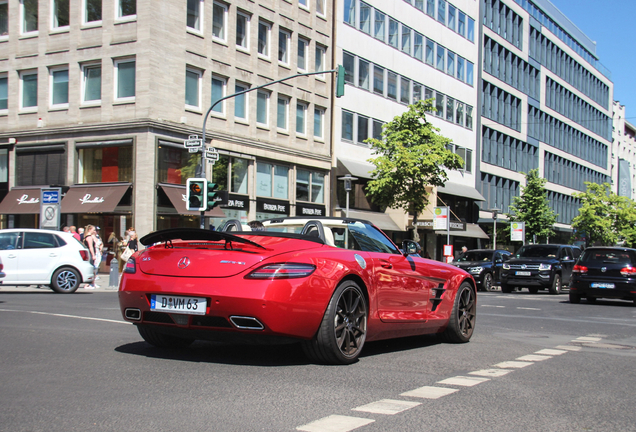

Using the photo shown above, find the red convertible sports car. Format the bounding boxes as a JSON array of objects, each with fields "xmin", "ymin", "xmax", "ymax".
[{"xmin": 118, "ymin": 217, "xmax": 476, "ymax": 364}]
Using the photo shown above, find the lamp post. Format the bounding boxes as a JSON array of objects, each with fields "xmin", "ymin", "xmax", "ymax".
[
  {"xmin": 338, "ymin": 174, "xmax": 358, "ymax": 217},
  {"xmin": 489, "ymin": 208, "xmax": 500, "ymax": 249}
]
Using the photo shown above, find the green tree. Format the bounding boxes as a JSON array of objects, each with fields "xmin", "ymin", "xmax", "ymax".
[
  {"xmin": 365, "ymin": 99, "xmax": 464, "ymax": 237},
  {"xmin": 507, "ymin": 169, "xmax": 556, "ymax": 243},
  {"xmin": 572, "ymin": 182, "xmax": 636, "ymax": 246}
]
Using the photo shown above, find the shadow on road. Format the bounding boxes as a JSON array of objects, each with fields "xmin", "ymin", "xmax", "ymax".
[{"xmin": 115, "ymin": 333, "xmax": 443, "ymax": 366}]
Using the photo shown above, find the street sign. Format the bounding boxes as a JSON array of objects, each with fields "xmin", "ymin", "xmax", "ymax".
[
  {"xmin": 40, "ymin": 187, "xmax": 62, "ymax": 230},
  {"xmin": 42, "ymin": 190, "xmax": 60, "ymax": 204},
  {"xmin": 205, "ymin": 147, "xmax": 219, "ymax": 165},
  {"xmin": 184, "ymin": 134, "xmax": 203, "ymax": 150}
]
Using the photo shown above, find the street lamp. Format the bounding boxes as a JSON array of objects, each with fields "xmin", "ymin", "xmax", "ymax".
[
  {"xmin": 489, "ymin": 208, "xmax": 500, "ymax": 249},
  {"xmin": 338, "ymin": 174, "xmax": 358, "ymax": 218}
]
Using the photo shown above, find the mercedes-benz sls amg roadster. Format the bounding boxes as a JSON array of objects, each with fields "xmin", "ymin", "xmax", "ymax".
[{"xmin": 118, "ymin": 217, "xmax": 476, "ymax": 364}]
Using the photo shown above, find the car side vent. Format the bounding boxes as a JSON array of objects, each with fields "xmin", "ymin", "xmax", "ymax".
[
  {"xmin": 143, "ymin": 312, "xmax": 175, "ymax": 324},
  {"xmin": 430, "ymin": 283, "xmax": 446, "ymax": 312},
  {"xmin": 192, "ymin": 316, "xmax": 232, "ymax": 328}
]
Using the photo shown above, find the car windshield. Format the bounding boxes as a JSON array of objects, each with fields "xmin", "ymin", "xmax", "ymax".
[
  {"xmin": 515, "ymin": 245, "xmax": 559, "ymax": 258},
  {"xmin": 457, "ymin": 251, "xmax": 491, "ymax": 262},
  {"xmin": 580, "ymin": 250, "xmax": 633, "ymax": 266}
]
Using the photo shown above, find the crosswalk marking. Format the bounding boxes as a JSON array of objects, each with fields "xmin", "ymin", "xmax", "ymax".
[
  {"xmin": 535, "ymin": 348, "xmax": 567, "ymax": 355},
  {"xmin": 468, "ymin": 368, "xmax": 513, "ymax": 377},
  {"xmin": 493, "ymin": 360, "xmax": 533, "ymax": 369},
  {"xmin": 516, "ymin": 354, "xmax": 552, "ymax": 361},
  {"xmin": 296, "ymin": 415, "xmax": 374, "ymax": 432},
  {"xmin": 436, "ymin": 376, "xmax": 490, "ymax": 387},
  {"xmin": 400, "ymin": 386, "xmax": 459, "ymax": 399}
]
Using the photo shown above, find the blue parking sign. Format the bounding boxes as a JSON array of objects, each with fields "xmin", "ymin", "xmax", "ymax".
[{"xmin": 42, "ymin": 191, "xmax": 60, "ymax": 204}]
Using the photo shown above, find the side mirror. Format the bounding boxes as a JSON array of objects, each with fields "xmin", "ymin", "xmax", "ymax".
[{"xmin": 402, "ymin": 240, "xmax": 421, "ymax": 256}]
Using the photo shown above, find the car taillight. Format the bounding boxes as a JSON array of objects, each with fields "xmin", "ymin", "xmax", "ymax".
[
  {"xmin": 245, "ymin": 263, "xmax": 316, "ymax": 279},
  {"xmin": 620, "ymin": 267, "xmax": 636, "ymax": 277},
  {"xmin": 572, "ymin": 264, "xmax": 587, "ymax": 274},
  {"xmin": 0, "ymin": 263, "xmax": 3, "ymax": 271},
  {"xmin": 79, "ymin": 250, "xmax": 89, "ymax": 261},
  {"xmin": 124, "ymin": 258, "xmax": 136, "ymax": 274}
]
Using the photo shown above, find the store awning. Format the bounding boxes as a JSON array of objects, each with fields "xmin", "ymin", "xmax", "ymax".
[
  {"xmin": 435, "ymin": 223, "xmax": 490, "ymax": 239},
  {"xmin": 62, "ymin": 184, "xmax": 131, "ymax": 213},
  {"xmin": 0, "ymin": 187, "xmax": 44, "ymax": 214},
  {"xmin": 347, "ymin": 209, "xmax": 402, "ymax": 232},
  {"xmin": 338, "ymin": 157, "xmax": 375, "ymax": 179},
  {"xmin": 437, "ymin": 182, "xmax": 486, "ymax": 201},
  {"xmin": 159, "ymin": 184, "xmax": 225, "ymax": 217}
]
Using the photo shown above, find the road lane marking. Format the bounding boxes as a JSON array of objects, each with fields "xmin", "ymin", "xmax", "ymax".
[
  {"xmin": 400, "ymin": 386, "xmax": 459, "ymax": 399},
  {"xmin": 436, "ymin": 376, "xmax": 490, "ymax": 387},
  {"xmin": 0, "ymin": 308, "xmax": 131, "ymax": 325},
  {"xmin": 480, "ymin": 305, "xmax": 506, "ymax": 308},
  {"xmin": 479, "ymin": 313, "xmax": 636, "ymax": 327},
  {"xmin": 516, "ymin": 354, "xmax": 551, "ymax": 361},
  {"xmin": 535, "ymin": 349, "xmax": 567, "ymax": 356},
  {"xmin": 493, "ymin": 361, "xmax": 533, "ymax": 369},
  {"xmin": 516, "ymin": 307, "xmax": 541, "ymax": 310},
  {"xmin": 468, "ymin": 368, "xmax": 514, "ymax": 378},
  {"xmin": 555, "ymin": 345, "xmax": 582, "ymax": 351},
  {"xmin": 296, "ymin": 415, "xmax": 374, "ymax": 432},
  {"xmin": 574, "ymin": 336, "xmax": 602, "ymax": 342},
  {"xmin": 352, "ymin": 399, "xmax": 420, "ymax": 415}
]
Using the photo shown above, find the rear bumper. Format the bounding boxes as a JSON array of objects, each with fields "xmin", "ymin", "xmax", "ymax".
[
  {"xmin": 570, "ymin": 280, "xmax": 636, "ymax": 300},
  {"xmin": 118, "ymin": 271, "xmax": 335, "ymax": 341}
]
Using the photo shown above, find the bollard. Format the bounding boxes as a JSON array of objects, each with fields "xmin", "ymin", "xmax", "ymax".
[{"xmin": 108, "ymin": 257, "xmax": 120, "ymax": 289}]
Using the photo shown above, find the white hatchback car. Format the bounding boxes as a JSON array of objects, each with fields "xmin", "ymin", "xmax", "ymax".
[{"xmin": 0, "ymin": 229, "xmax": 95, "ymax": 293}]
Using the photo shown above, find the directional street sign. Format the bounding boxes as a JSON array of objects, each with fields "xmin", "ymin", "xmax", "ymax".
[
  {"xmin": 205, "ymin": 147, "xmax": 220, "ymax": 165},
  {"xmin": 42, "ymin": 190, "xmax": 60, "ymax": 204},
  {"xmin": 184, "ymin": 134, "xmax": 203, "ymax": 150}
]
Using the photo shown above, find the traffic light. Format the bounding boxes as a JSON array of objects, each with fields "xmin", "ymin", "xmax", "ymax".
[
  {"xmin": 186, "ymin": 178, "xmax": 207, "ymax": 211},
  {"xmin": 206, "ymin": 182, "xmax": 219, "ymax": 211},
  {"xmin": 335, "ymin": 64, "xmax": 345, "ymax": 98}
]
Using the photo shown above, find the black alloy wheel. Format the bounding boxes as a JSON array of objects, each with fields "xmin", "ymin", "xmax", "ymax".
[
  {"xmin": 442, "ymin": 282, "xmax": 476, "ymax": 343},
  {"xmin": 549, "ymin": 274, "xmax": 562, "ymax": 295},
  {"xmin": 483, "ymin": 273, "xmax": 494, "ymax": 292},
  {"xmin": 302, "ymin": 280, "xmax": 368, "ymax": 365}
]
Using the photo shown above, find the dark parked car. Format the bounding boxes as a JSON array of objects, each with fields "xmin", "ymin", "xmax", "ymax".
[
  {"xmin": 569, "ymin": 247, "xmax": 636, "ymax": 305},
  {"xmin": 453, "ymin": 249, "xmax": 512, "ymax": 291},
  {"xmin": 501, "ymin": 244, "xmax": 581, "ymax": 294}
]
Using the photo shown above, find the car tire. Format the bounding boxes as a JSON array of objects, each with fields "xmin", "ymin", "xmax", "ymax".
[
  {"xmin": 137, "ymin": 325, "xmax": 195, "ymax": 349},
  {"xmin": 483, "ymin": 273, "xmax": 494, "ymax": 292},
  {"xmin": 50, "ymin": 267, "xmax": 81, "ymax": 293},
  {"xmin": 569, "ymin": 292, "xmax": 581, "ymax": 304},
  {"xmin": 548, "ymin": 274, "xmax": 562, "ymax": 295},
  {"xmin": 501, "ymin": 283, "xmax": 512, "ymax": 293},
  {"xmin": 528, "ymin": 288, "xmax": 539, "ymax": 294},
  {"xmin": 442, "ymin": 282, "xmax": 476, "ymax": 343},
  {"xmin": 302, "ymin": 280, "xmax": 367, "ymax": 365}
]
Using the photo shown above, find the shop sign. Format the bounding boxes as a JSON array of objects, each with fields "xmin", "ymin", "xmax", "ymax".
[
  {"xmin": 257, "ymin": 198, "xmax": 289, "ymax": 215},
  {"xmin": 414, "ymin": 219, "xmax": 466, "ymax": 231},
  {"xmin": 79, "ymin": 194, "xmax": 105, "ymax": 204},
  {"xmin": 296, "ymin": 203, "xmax": 326, "ymax": 217},
  {"xmin": 223, "ymin": 193, "xmax": 249, "ymax": 211},
  {"xmin": 17, "ymin": 194, "xmax": 39, "ymax": 205}
]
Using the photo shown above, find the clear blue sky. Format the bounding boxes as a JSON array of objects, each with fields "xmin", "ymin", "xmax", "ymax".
[{"xmin": 551, "ymin": 0, "xmax": 636, "ymax": 122}]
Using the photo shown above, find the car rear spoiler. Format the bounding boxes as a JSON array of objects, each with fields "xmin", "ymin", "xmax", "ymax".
[{"xmin": 140, "ymin": 228, "xmax": 266, "ymax": 249}]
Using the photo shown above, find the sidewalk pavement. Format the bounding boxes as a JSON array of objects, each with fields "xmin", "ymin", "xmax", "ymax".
[{"xmin": 0, "ymin": 271, "xmax": 120, "ymax": 292}]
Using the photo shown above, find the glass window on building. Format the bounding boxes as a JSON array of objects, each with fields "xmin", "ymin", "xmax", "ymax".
[
  {"xmin": 359, "ymin": 2, "xmax": 371, "ymax": 34},
  {"xmin": 0, "ymin": 148, "xmax": 8, "ymax": 183},
  {"xmin": 435, "ymin": 92, "xmax": 445, "ymax": 117},
  {"xmin": 447, "ymin": 51, "xmax": 455, "ymax": 76},
  {"xmin": 297, "ymin": 37, "xmax": 308, "ymax": 71},
  {"xmin": 296, "ymin": 102, "xmax": 307, "ymax": 135},
  {"xmin": 344, "ymin": 0, "xmax": 356, "ymax": 26},
  {"xmin": 414, "ymin": 32, "xmax": 423, "ymax": 61},
  {"xmin": 467, "ymin": 17, "xmax": 475, "ymax": 42},
  {"xmin": 211, "ymin": 155, "xmax": 249, "ymax": 194},
  {"xmin": 458, "ymin": 11, "xmax": 465, "ymax": 37},
  {"xmin": 401, "ymin": 25, "xmax": 411, "ymax": 55},
  {"xmin": 357, "ymin": 115, "xmax": 369, "ymax": 144},
  {"xmin": 22, "ymin": 0, "xmax": 38, "ymax": 33},
  {"xmin": 0, "ymin": 1, "xmax": 8, "ymax": 38},
  {"xmin": 315, "ymin": 45, "xmax": 326, "ymax": 77},
  {"xmin": 20, "ymin": 71, "xmax": 37, "ymax": 109},
  {"xmin": 84, "ymin": 0, "xmax": 101, "ymax": 24},
  {"xmin": 278, "ymin": 29, "xmax": 291, "ymax": 64},
  {"xmin": 436, "ymin": 45, "xmax": 445, "ymax": 71},
  {"xmin": 296, "ymin": 170, "xmax": 324, "ymax": 203},
  {"xmin": 437, "ymin": 0, "xmax": 446, "ymax": 24},
  {"xmin": 235, "ymin": 83, "xmax": 248, "ymax": 120},
  {"xmin": 257, "ymin": 162, "xmax": 288, "ymax": 199},
  {"xmin": 448, "ymin": 4, "xmax": 455, "ymax": 31},
  {"xmin": 388, "ymin": 19, "xmax": 398, "ymax": 48},
  {"xmin": 80, "ymin": 145, "xmax": 133, "ymax": 183},
  {"xmin": 342, "ymin": 110, "xmax": 354, "ymax": 141},
  {"xmin": 373, "ymin": 65, "xmax": 384, "ymax": 95},
  {"xmin": 185, "ymin": 67, "xmax": 201, "ymax": 109},
  {"xmin": 374, "ymin": 10, "xmax": 385, "ymax": 41},
  {"xmin": 211, "ymin": 75, "xmax": 226, "ymax": 114},
  {"xmin": 343, "ymin": 52, "xmax": 355, "ymax": 84},
  {"xmin": 115, "ymin": 59, "xmax": 135, "ymax": 99},
  {"xmin": 82, "ymin": 63, "xmax": 101, "ymax": 103},
  {"xmin": 118, "ymin": 0, "xmax": 135, "ymax": 18},
  {"xmin": 277, "ymin": 96, "xmax": 289, "ymax": 130},
  {"xmin": 425, "ymin": 39, "xmax": 434, "ymax": 66},
  {"xmin": 53, "ymin": 0, "xmax": 69, "ymax": 28},
  {"xmin": 358, "ymin": 59, "xmax": 370, "ymax": 90},
  {"xmin": 258, "ymin": 20, "xmax": 270, "ymax": 56},
  {"xmin": 314, "ymin": 108, "xmax": 324, "ymax": 139},
  {"xmin": 0, "ymin": 75, "xmax": 7, "ymax": 110},
  {"xmin": 212, "ymin": 1, "xmax": 227, "ymax": 41},
  {"xmin": 387, "ymin": 71, "xmax": 397, "ymax": 100},
  {"xmin": 236, "ymin": 11, "xmax": 249, "ymax": 49},
  {"xmin": 187, "ymin": 0, "xmax": 201, "ymax": 31},
  {"xmin": 257, "ymin": 91, "xmax": 269, "ymax": 125},
  {"xmin": 50, "ymin": 68, "xmax": 69, "ymax": 106},
  {"xmin": 372, "ymin": 119, "xmax": 383, "ymax": 140}
]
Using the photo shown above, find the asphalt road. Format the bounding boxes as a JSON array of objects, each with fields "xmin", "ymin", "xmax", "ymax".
[{"xmin": 1, "ymin": 286, "xmax": 635, "ymax": 432}]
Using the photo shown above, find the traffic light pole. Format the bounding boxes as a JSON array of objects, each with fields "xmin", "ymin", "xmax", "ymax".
[{"xmin": 197, "ymin": 67, "xmax": 341, "ymax": 229}]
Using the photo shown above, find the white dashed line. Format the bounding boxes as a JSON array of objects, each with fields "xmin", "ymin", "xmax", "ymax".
[
  {"xmin": 352, "ymin": 399, "xmax": 421, "ymax": 415},
  {"xmin": 296, "ymin": 415, "xmax": 374, "ymax": 432},
  {"xmin": 480, "ymin": 305, "xmax": 506, "ymax": 308},
  {"xmin": 516, "ymin": 307, "xmax": 541, "ymax": 311},
  {"xmin": 494, "ymin": 361, "xmax": 533, "ymax": 369},
  {"xmin": 535, "ymin": 349, "xmax": 567, "ymax": 356},
  {"xmin": 400, "ymin": 386, "xmax": 459, "ymax": 399},
  {"xmin": 0, "ymin": 308, "xmax": 131, "ymax": 325},
  {"xmin": 574, "ymin": 336, "xmax": 602, "ymax": 342},
  {"xmin": 555, "ymin": 345, "xmax": 582, "ymax": 351},
  {"xmin": 468, "ymin": 368, "xmax": 514, "ymax": 378},
  {"xmin": 436, "ymin": 376, "xmax": 490, "ymax": 387},
  {"xmin": 516, "ymin": 354, "xmax": 552, "ymax": 362}
]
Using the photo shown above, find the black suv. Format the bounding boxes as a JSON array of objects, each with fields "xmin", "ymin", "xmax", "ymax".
[
  {"xmin": 453, "ymin": 249, "xmax": 512, "ymax": 292},
  {"xmin": 500, "ymin": 244, "xmax": 581, "ymax": 294}
]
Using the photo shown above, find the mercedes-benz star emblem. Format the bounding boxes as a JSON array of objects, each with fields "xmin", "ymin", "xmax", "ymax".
[{"xmin": 178, "ymin": 257, "xmax": 191, "ymax": 269}]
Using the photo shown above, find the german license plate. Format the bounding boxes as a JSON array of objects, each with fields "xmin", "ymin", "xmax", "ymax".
[
  {"xmin": 516, "ymin": 271, "xmax": 531, "ymax": 276},
  {"xmin": 591, "ymin": 283, "xmax": 614, "ymax": 289},
  {"xmin": 150, "ymin": 295, "xmax": 207, "ymax": 315}
]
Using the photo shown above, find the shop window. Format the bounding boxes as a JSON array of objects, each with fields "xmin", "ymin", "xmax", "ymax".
[
  {"xmin": 157, "ymin": 144, "xmax": 200, "ymax": 185},
  {"xmin": 17, "ymin": 148, "xmax": 66, "ymax": 186},
  {"xmin": 337, "ymin": 179, "xmax": 381, "ymax": 212},
  {"xmin": 257, "ymin": 162, "xmax": 288, "ymax": 199},
  {"xmin": 79, "ymin": 145, "xmax": 133, "ymax": 183},
  {"xmin": 211, "ymin": 155, "xmax": 249, "ymax": 194},
  {"xmin": 296, "ymin": 170, "xmax": 324, "ymax": 203}
]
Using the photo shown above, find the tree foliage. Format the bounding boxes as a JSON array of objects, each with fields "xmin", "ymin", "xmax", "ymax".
[
  {"xmin": 572, "ymin": 182, "xmax": 636, "ymax": 247},
  {"xmin": 507, "ymin": 169, "xmax": 556, "ymax": 243},
  {"xmin": 364, "ymin": 99, "xmax": 464, "ymax": 225}
]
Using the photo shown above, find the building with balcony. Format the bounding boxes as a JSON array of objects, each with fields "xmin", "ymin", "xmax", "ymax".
[{"xmin": 612, "ymin": 101, "xmax": 636, "ymax": 200}]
